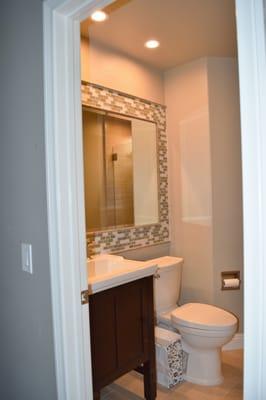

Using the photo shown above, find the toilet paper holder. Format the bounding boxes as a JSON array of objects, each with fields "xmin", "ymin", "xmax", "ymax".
[{"xmin": 221, "ymin": 271, "xmax": 241, "ymax": 290}]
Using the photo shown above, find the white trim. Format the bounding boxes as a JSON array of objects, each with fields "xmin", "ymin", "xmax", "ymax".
[
  {"xmin": 235, "ymin": 0, "xmax": 266, "ymax": 399},
  {"xmin": 223, "ymin": 334, "xmax": 243, "ymax": 351},
  {"xmin": 43, "ymin": 0, "xmax": 266, "ymax": 399},
  {"xmin": 43, "ymin": 4, "xmax": 92, "ymax": 398},
  {"xmin": 43, "ymin": 1, "xmax": 114, "ymax": 399}
]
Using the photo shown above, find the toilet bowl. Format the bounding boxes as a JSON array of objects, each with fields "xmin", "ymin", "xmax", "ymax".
[
  {"xmin": 171, "ymin": 303, "xmax": 237, "ymax": 385},
  {"xmin": 151, "ymin": 256, "xmax": 238, "ymax": 386}
]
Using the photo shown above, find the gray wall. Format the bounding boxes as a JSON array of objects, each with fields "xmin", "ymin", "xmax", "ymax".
[{"xmin": 0, "ymin": 1, "xmax": 57, "ymax": 399}]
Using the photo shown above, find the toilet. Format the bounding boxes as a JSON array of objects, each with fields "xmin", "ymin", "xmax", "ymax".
[{"xmin": 152, "ymin": 256, "xmax": 238, "ymax": 386}]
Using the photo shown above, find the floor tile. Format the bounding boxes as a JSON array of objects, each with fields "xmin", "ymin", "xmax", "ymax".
[{"xmin": 101, "ymin": 350, "xmax": 243, "ymax": 399}]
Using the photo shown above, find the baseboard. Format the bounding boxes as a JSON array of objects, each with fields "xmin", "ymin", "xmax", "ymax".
[{"xmin": 222, "ymin": 333, "xmax": 243, "ymax": 351}]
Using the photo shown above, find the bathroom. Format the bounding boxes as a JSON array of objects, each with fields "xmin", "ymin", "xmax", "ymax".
[{"xmin": 81, "ymin": 0, "xmax": 243, "ymax": 399}]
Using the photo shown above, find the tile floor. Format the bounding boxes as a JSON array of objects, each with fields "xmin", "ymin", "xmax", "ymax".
[{"xmin": 101, "ymin": 350, "xmax": 243, "ymax": 399}]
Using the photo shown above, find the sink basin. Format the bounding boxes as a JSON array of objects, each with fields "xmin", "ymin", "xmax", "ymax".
[
  {"xmin": 87, "ymin": 254, "xmax": 157, "ymax": 294},
  {"xmin": 87, "ymin": 254, "xmax": 125, "ymax": 277}
]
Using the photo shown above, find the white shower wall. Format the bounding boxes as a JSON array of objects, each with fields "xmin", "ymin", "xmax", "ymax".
[{"xmin": 179, "ymin": 108, "xmax": 212, "ymax": 225}]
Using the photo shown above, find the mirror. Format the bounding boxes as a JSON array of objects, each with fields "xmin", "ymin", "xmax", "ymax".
[{"xmin": 82, "ymin": 107, "xmax": 159, "ymax": 232}]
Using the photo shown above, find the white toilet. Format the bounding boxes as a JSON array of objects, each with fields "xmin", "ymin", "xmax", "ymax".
[{"xmin": 152, "ymin": 256, "xmax": 238, "ymax": 386}]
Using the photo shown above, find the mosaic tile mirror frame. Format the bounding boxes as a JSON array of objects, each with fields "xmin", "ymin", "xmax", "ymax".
[{"xmin": 82, "ymin": 81, "xmax": 170, "ymax": 255}]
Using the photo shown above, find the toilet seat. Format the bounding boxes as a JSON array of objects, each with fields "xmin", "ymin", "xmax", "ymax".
[{"xmin": 171, "ymin": 303, "xmax": 238, "ymax": 332}]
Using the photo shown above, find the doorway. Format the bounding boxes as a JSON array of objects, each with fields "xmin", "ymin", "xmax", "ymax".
[{"xmin": 82, "ymin": 1, "xmax": 242, "ymax": 398}]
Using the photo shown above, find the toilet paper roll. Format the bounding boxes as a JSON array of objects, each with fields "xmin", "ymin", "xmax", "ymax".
[{"xmin": 223, "ymin": 278, "xmax": 240, "ymax": 288}]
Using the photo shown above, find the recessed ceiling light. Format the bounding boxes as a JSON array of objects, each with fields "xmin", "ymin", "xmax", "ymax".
[
  {"xmin": 91, "ymin": 10, "xmax": 108, "ymax": 22},
  {"xmin": 145, "ymin": 39, "xmax": 160, "ymax": 49}
]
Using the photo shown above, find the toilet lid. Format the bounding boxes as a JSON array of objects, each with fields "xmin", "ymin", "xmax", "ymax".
[{"xmin": 171, "ymin": 303, "xmax": 238, "ymax": 331}]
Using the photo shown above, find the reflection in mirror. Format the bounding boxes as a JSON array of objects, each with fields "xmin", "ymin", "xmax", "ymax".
[{"xmin": 82, "ymin": 107, "xmax": 159, "ymax": 232}]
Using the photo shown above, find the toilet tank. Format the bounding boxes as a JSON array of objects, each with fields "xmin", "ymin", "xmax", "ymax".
[{"xmin": 151, "ymin": 256, "xmax": 183, "ymax": 315}]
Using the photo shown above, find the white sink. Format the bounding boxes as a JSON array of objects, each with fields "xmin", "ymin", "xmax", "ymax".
[{"xmin": 87, "ymin": 254, "xmax": 157, "ymax": 294}]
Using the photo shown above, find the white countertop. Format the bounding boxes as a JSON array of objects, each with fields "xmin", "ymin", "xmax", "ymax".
[{"xmin": 87, "ymin": 254, "xmax": 158, "ymax": 294}]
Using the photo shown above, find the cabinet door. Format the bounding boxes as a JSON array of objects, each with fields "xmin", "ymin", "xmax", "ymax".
[
  {"xmin": 115, "ymin": 279, "xmax": 148, "ymax": 369},
  {"xmin": 89, "ymin": 277, "xmax": 154, "ymax": 391},
  {"xmin": 89, "ymin": 290, "xmax": 117, "ymax": 386}
]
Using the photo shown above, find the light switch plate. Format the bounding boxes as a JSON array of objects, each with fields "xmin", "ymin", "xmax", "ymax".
[{"xmin": 21, "ymin": 243, "xmax": 33, "ymax": 274}]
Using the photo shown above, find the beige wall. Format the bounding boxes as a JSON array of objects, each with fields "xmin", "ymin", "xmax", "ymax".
[
  {"xmin": 179, "ymin": 108, "xmax": 212, "ymax": 224},
  {"xmin": 164, "ymin": 58, "xmax": 243, "ymax": 331},
  {"xmin": 207, "ymin": 58, "xmax": 243, "ymax": 328},
  {"xmin": 119, "ymin": 242, "xmax": 170, "ymax": 261},
  {"xmin": 80, "ymin": 36, "xmax": 165, "ymax": 104},
  {"xmin": 164, "ymin": 58, "xmax": 214, "ymax": 306}
]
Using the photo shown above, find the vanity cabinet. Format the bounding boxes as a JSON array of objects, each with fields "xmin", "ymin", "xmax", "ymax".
[{"xmin": 89, "ymin": 275, "xmax": 156, "ymax": 399}]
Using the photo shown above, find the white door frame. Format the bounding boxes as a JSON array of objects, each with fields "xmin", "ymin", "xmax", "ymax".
[
  {"xmin": 43, "ymin": 0, "xmax": 266, "ymax": 399},
  {"xmin": 235, "ymin": 1, "xmax": 266, "ymax": 397}
]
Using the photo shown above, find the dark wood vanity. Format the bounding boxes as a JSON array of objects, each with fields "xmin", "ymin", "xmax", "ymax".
[{"xmin": 89, "ymin": 275, "xmax": 156, "ymax": 399}]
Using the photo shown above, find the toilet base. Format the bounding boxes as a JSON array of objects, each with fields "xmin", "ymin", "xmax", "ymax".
[
  {"xmin": 183, "ymin": 372, "xmax": 223, "ymax": 386},
  {"xmin": 182, "ymin": 340, "xmax": 224, "ymax": 386}
]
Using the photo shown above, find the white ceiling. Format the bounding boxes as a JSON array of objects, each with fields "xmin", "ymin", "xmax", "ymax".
[
  {"xmin": 81, "ymin": 0, "xmax": 236, "ymax": 70},
  {"xmin": 81, "ymin": 0, "xmax": 237, "ymax": 71}
]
